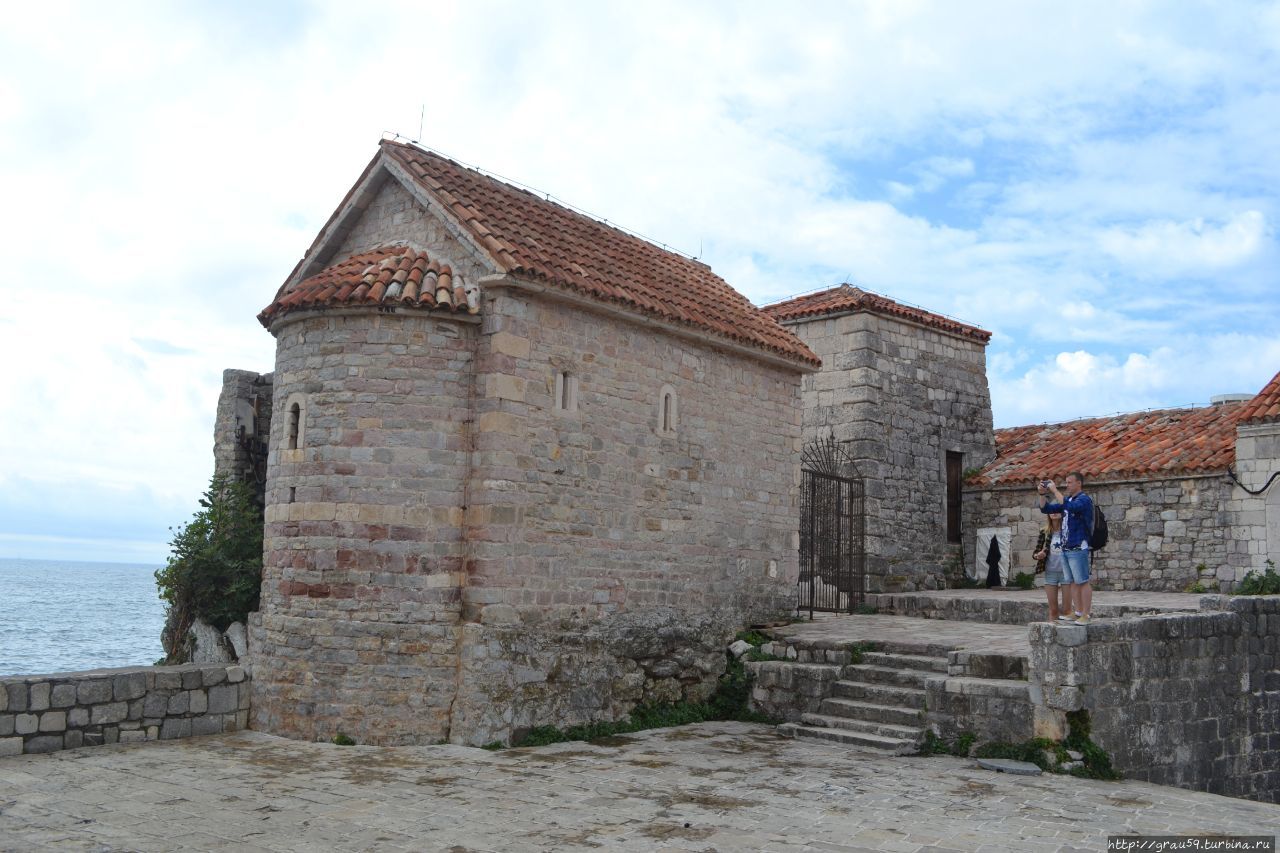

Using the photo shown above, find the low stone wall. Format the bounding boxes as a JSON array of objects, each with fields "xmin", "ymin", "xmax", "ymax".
[
  {"xmin": 0, "ymin": 664, "xmax": 249, "ymax": 757},
  {"xmin": 1028, "ymin": 595, "xmax": 1280, "ymax": 803},
  {"xmin": 925, "ymin": 677, "xmax": 1033, "ymax": 743},
  {"xmin": 747, "ymin": 661, "xmax": 841, "ymax": 721},
  {"xmin": 868, "ymin": 592, "xmax": 1193, "ymax": 626}
]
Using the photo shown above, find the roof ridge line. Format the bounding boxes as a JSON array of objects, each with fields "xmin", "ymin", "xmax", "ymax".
[
  {"xmin": 381, "ymin": 133, "xmax": 706, "ymax": 266},
  {"xmin": 761, "ymin": 281, "xmax": 986, "ymax": 332}
]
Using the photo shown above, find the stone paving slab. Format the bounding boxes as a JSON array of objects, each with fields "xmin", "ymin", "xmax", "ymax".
[
  {"xmin": 1, "ymin": 723, "xmax": 1276, "ymax": 852},
  {"xmin": 775, "ymin": 613, "xmax": 1034, "ymax": 659}
]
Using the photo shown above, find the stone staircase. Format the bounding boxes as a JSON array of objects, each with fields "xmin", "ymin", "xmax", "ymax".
[{"xmin": 777, "ymin": 650, "xmax": 947, "ymax": 754}]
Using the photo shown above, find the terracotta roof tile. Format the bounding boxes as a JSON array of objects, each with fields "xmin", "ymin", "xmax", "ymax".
[
  {"xmin": 971, "ymin": 402, "xmax": 1248, "ymax": 486},
  {"xmin": 1237, "ymin": 370, "xmax": 1280, "ymax": 424},
  {"xmin": 379, "ymin": 140, "xmax": 818, "ymax": 367},
  {"xmin": 761, "ymin": 284, "xmax": 991, "ymax": 344},
  {"xmin": 259, "ymin": 246, "xmax": 476, "ymax": 326}
]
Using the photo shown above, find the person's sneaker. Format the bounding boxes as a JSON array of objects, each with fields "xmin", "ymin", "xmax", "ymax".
[
  {"xmin": 1074, "ymin": 615, "xmax": 1091, "ymax": 625},
  {"xmin": 1057, "ymin": 615, "xmax": 1074, "ymax": 622}
]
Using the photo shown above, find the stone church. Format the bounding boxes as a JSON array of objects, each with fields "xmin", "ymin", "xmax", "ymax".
[{"xmin": 228, "ymin": 139, "xmax": 818, "ymax": 746}]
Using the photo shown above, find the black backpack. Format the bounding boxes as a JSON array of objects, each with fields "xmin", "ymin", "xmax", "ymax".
[{"xmin": 1089, "ymin": 502, "xmax": 1109, "ymax": 550}]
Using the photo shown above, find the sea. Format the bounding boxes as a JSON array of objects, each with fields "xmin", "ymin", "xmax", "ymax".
[{"xmin": 0, "ymin": 558, "xmax": 168, "ymax": 677}]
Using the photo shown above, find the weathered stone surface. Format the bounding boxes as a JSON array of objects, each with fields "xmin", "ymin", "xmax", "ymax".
[
  {"xmin": 50, "ymin": 684, "xmax": 77, "ymax": 708},
  {"xmin": 977, "ymin": 757, "xmax": 1042, "ymax": 775},
  {"xmin": 28, "ymin": 683, "xmax": 50, "ymax": 711},
  {"xmin": 113, "ymin": 672, "xmax": 147, "ymax": 701},
  {"xmin": 207, "ymin": 685, "xmax": 238, "ymax": 715},
  {"xmin": 38, "ymin": 711, "xmax": 67, "ymax": 732},
  {"xmin": 91, "ymin": 702, "xmax": 128, "ymax": 725},
  {"xmin": 729, "ymin": 640, "xmax": 753, "ymax": 659},
  {"xmin": 0, "ymin": 737, "xmax": 22, "ymax": 756},
  {"xmin": 77, "ymin": 679, "xmax": 111, "ymax": 705},
  {"xmin": 189, "ymin": 618, "xmax": 234, "ymax": 664},
  {"xmin": 224, "ymin": 622, "xmax": 249, "ymax": 661},
  {"xmin": 22, "ymin": 735, "xmax": 63, "ymax": 755},
  {"xmin": 14, "ymin": 714, "xmax": 37, "ymax": 735}
]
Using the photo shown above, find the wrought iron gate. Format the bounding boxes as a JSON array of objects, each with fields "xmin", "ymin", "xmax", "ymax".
[{"xmin": 799, "ymin": 437, "xmax": 866, "ymax": 617}]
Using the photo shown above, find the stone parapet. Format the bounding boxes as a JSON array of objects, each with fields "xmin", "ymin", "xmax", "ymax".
[
  {"xmin": 924, "ymin": 676, "xmax": 1034, "ymax": 743},
  {"xmin": 1028, "ymin": 596, "xmax": 1280, "ymax": 803},
  {"xmin": 867, "ymin": 592, "xmax": 1193, "ymax": 625},
  {"xmin": 0, "ymin": 664, "xmax": 250, "ymax": 757},
  {"xmin": 747, "ymin": 661, "xmax": 842, "ymax": 721}
]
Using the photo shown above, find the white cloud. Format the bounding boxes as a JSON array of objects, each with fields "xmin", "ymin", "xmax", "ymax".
[{"xmin": 1099, "ymin": 211, "xmax": 1268, "ymax": 275}]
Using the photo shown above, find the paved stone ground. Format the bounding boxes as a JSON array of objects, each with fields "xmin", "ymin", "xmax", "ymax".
[
  {"xmin": 774, "ymin": 614, "xmax": 1034, "ymax": 658},
  {"xmin": 1, "ymin": 723, "xmax": 1276, "ymax": 852}
]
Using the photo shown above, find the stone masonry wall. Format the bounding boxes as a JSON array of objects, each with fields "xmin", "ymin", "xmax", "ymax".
[
  {"xmin": 213, "ymin": 368, "xmax": 273, "ymax": 503},
  {"xmin": 449, "ymin": 288, "xmax": 803, "ymax": 745},
  {"xmin": 252, "ymin": 310, "xmax": 476, "ymax": 746},
  {"xmin": 332, "ymin": 176, "xmax": 493, "ymax": 285},
  {"xmin": 782, "ymin": 311, "xmax": 994, "ymax": 592},
  {"xmin": 1231, "ymin": 421, "xmax": 1280, "ymax": 577},
  {"xmin": 962, "ymin": 475, "xmax": 1239, "ymax": 592},
  {"xmin": 1028, "ymin": 596, "xmax": 1280, "ymax": 803},
  {"xmin": 0, "ymin": 663, "xmax": 249, "ymax": 757}
]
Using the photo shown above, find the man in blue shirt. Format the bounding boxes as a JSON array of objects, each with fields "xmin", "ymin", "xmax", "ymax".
[{"xmin": 1039, "ymin": 472, "xmax": 1094, "ymax": 625}]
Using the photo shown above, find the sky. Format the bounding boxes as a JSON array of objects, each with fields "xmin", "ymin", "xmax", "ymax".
[{"xmin": 1, "ymin": 1, "xmax": 1278, "ymax": 564}]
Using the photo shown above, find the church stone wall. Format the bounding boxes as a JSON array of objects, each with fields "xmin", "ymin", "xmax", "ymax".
[
  {"xmin": 781, "ymin": 311, "xmax": 993, "ymax": 591},
  {"xmin": 251, "ymin": 310, "xmax": 477, "ymax": 746},
  {"xmin": 449, "ymin": 288, "xmax": 802, "ymax": 746}
]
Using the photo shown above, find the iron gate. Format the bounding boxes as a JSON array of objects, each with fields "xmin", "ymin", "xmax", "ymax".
[{"xmin": 799, "ymin": 437, "xmax": 866, "ymax": 617}]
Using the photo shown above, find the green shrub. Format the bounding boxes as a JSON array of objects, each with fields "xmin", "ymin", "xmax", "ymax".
[
  {"xmin": 1012, "ymin": 572, "xmax": 1036, "ymax": 590},
  {"xmin": 1236, "ymin": 563, "xmax": 1280, "ymax": 596},
  {"xmin": 921, "ymin": 730, "xmax": 976, "ymax": 757},
  {"xmin": 1184, "ymin": 580, "xmax": 1208, "ymax": 594},
  {"xmin": 155, "ymin": 476, "xmax": 263, "ymax": 662},
  {"xmin": 332, "ymin": 733, "xmax": 355, "ymax": 746}
]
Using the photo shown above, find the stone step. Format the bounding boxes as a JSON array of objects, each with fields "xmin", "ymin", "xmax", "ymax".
[
  {"xmin": 818, "ymin": 697, "xmax": 926, "ymax": 727},
  {"xmin": 860, "ymin": 652, "xmax": 949, "ymax": 673},
  {"xmin": 777, "ymin": 722, "xmax": 917, "ymax": 755},
  {"xmin": 840, "ymin": 664, "xmax": 933, "ymax": 688},
  {"xmin": 831, "ymin": 680, "xmax": 926, "ymax": 708},
  {"xmin": 799, "ymin": 713, "xmax": 925, "ymax": 742}
]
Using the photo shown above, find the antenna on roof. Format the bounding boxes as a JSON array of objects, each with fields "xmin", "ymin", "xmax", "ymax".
[
  {"xmin": 697, "ymin": 239, "xmax": 702, "ymax": 259},
  {"xmin": 417, "ymin": 105, "xmax": 424, "ymax": 143}
]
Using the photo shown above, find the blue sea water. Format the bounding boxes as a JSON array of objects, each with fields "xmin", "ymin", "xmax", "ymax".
[{"xmin": 0, "ymin": 558, "xmax": 167, "ymax": 676}]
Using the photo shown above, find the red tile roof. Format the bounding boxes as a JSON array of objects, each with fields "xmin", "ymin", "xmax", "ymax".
[
  {"xmin": 378, "ymin": 140, "xmax": 818, "ymax": 367},
  {"xmin": 1237, "ymin": 370, "xmax": 1280, "ymax": 425},
  {"xmin": 259, "ymin": 246, "xmax": 475, "ymax": 325},
  {"xmin": 971, "ymin": 402, "xmax": 1249, "ymax": 486},
  {"xmin": 761, "ymin": 284, "xmax": 991, "ymax": 344}
]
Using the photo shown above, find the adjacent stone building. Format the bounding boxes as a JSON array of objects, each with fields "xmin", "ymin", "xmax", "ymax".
[
  {"xmin": 762, "ymin": 286, "xmax": 996, "ymax": 591},
  {"xmin": 963, "ymin": 370, "xmax": 1280, "ymax": 591},
  {"xmin": 233, "ymin": 139, "xmax": 817, "ymax": 746}
]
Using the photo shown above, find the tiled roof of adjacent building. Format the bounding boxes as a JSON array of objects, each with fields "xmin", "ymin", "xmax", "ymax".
[
  {"xmin": 761, "ymin": 284, "xmax": 991, "ymax": 344},
  {"xmin": 378, "ymin": 140, "xmax": 819, "ymax": 367},
  {"xmin": 971, "ymin": 402, "xmax": 1249, "ymax": 487},
  {"xmin": 1237, "ymin": 369, "xmax": 1280, "ymax": 424},
  {"xmin": 259, "ymin": 246, "xmax": 476, "ymax": 325}
]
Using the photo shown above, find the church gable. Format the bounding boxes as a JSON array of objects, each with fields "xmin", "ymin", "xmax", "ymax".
[{"xmin": 329, "ymin": 176, "xmax": 495, "ymax": 286}]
